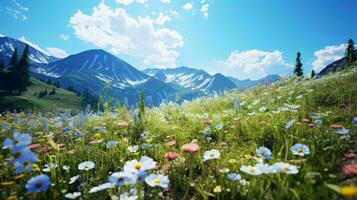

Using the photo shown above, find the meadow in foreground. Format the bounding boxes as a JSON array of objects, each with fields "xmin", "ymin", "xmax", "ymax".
[{"xmin": 1, "ymin": 70, "xmax": 357, "ymax": 200}]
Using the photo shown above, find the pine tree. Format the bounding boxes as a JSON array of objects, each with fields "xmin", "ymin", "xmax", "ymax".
[
  {"xmin": 16, "ymin": 45, "xmax": 31, "ymax": 94},
  {"xmin": 9, "ymin": 49, "xmax": 18, "ymax": 70},
  {"xmin": 311, "ymin": 69, "xmax": 316, "ymax": 78},
  {"xmin": 346, "ymin": 39, "xmax": 356, "ymax": 64},
  {"xmin": 8, "ymin": 49, "xmax": 19, "ymax": 93},
  {"xmin": 294, "ymin": 52, "xmax": 303, "ymax": 77}
]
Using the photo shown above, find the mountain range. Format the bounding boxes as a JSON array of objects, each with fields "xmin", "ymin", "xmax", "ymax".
[{"xmin": 0, "ymin": 35, "xmax": 282, "ymax": 106}]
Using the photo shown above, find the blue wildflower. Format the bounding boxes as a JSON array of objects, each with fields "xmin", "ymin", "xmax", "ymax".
[
  {"xmin": 256, "ymin": 147, "xmax": 272, "ymax": 160},
  {"xmin": 285, "ymin": 119, "xmax": 295, "ymax": 129},
  {"xmin": 25, "ymin": 175, "xmax": 51, "ymax": 193},
  {"xmin": 63, "ymin": 126, "xmax": 71, "ymax": 133},
  {"xmin": 335, "ymin": 129, "xmax": 352, "ymax": 135},
  {"xmin": 109, "ymin": 171, "xmax": 136, "ymax": 186},
  {"xmin": 314, "ymin": 119, "xmax": 323, "ymax": 125},
  {"xmin": 74, "ymin": 131, "xmax": 82, "ymax": 138},
  {"xmin": 106, "ymin": 140, "xmax": 117, "ymax": 149},
  {"xmin": 352, "ymin": 117, "xmax": 357, "ymax": 127},
  {"xmin": 291, "ymin": 143, "xmax": 310, "ymax": 156},
  {"xmin": 3, "ymin": 131, "xmax": 32, "ymax": 149},
  {"xmin": 227, "ymin": 173, "xmax": 241, "ymax": 181},
  {"xmin": 14, "ymin": 151, "xmax": 37, "ymax": 174}
]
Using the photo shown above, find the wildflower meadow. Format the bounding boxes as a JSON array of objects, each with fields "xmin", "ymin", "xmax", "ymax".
[{"xmin": 1, "ymin": 70, "xmax": 357, "ymax": 199}]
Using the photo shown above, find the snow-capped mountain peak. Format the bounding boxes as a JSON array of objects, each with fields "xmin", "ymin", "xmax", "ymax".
[{"xmin": 0, "ymin": 36, "xmax": 58, "ymax": 65}]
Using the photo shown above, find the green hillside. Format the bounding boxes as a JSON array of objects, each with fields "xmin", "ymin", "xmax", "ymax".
[{"xmin": 0, "ymin": 78, "xmax": 82, "ymax": 112}]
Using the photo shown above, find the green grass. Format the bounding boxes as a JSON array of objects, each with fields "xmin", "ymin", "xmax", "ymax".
[
  {"xmin": 0, "ymin": 78, "xmax": 82, "ymax": 112},
  {"xmin": 0, "ymin": 69, "xmax": 357, "ymax": 200}
]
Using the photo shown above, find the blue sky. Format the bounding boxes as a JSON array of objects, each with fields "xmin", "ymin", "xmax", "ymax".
[{"xmin": 1, "ymin": 0, "xmax": 356, "ymax": 80}]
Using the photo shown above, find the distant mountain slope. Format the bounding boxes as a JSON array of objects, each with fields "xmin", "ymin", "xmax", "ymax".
[
  {"xmin": 32, "ymin": 49, "xmax": 176, "ymax": 107},
  {"xmin": 0, "ymin": 36, "xmax": 59, "ymax": 66},
  {"xmin": 318, "ymin": 51, "xmax": 357, "ymax": 76},
  {"xmin": 143, "ymin": 66, "xmax": 237, "ymax": 92},
  {"xmin": 228, "ymin": 74, "xmax": 282, "ymax": 90},
  {"xmin": 0, "ymin": 78, "xmax": 82, "ymax": 112}
]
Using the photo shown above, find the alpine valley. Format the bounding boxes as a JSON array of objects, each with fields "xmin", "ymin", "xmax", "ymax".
[{"xmin": 0, "ymin": 36, "xmax": 281, "ymax": 107}]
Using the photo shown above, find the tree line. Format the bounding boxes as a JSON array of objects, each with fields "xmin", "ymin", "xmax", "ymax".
[
  {"xmin": 0, "ymin": 45, "xmax": 31, "ymax": 94},
  {"xmin": 293, "ymin": 38, "xmax": 356, "ymax": 78}
]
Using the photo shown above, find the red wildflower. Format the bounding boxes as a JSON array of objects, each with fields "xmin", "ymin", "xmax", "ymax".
[
  {"xmin": 331, "ymin": 124, "xmax": 343, "ymax": 129},
  {"xmin": 165, "ymin": 152, "xmax": 179, "ymax": 161},
  {"xmin": 343, "ymin": 164, "xmax": 357, "ymax": 177},
  {"xmin": 181, "ymin": 143, "xmax": 200, "ymax": 155},
  {"xmin": 203, "ymin": 119, "xmax": 212, "ymax": 126}
]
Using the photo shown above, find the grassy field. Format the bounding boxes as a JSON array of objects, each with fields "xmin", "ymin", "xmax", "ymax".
[
  {"xmin": 0, "ymin": 69, "xmax": 357, "ymax": 200},
  {"xmin": 0, "ymin": 78, "xmax": 82, "ymax": 112}
]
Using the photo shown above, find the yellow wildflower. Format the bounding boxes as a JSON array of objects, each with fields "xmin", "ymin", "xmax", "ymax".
[
  {"xmin": 340, "ymin": 186, "xmax": 357, "ymax": 198},
  {"xmin": 1, "ymin": 181, "xmax": 15, "ymax": 186},
  {"xmin": 213, "ymin": 185, "xmax": 222, "ymax": 193},
  {"xmin": 15, "ymin": 174, "xmax": 25, "ymax": 180}
]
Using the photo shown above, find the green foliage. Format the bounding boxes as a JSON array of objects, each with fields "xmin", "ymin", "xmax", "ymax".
[{"xmin": 294, "ymin": 52, "xmax": 304, "ymax": 77}]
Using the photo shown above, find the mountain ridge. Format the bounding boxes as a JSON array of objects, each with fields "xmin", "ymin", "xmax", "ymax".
[{"xmin": 0, "ymin": 36, "xmax": 59, "ymax": 66}]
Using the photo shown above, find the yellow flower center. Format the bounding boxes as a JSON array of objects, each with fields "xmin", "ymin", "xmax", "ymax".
[
  {"xmin": 154, "ymin": 179, "xmax": 161, "ymax": 184},
  {"xmin": 283, "ymin": 165, "xmax": 290, "ymax": 171},
  {"xmin": 84, "ymin": 165, "xmax": 89, "ymax": 169},
  {"xmin": 209, "ymin": 152, "xmax": 215, "ymax": 157},
  {"xmin": 261, "ymin": 152, "xmax": 266, "ymax": 156},
  {"xmin": 134, "ymin": 163, "xmax": 142, "ymax": 170},
  {"xmin": 297, "ymin": 148, "xmax": 303, "ymax": 153},
  {"xmin": 248, "ymin": 167, "xmax": 255, "ymax": 173}
]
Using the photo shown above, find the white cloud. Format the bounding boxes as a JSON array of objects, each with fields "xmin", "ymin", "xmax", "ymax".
[
  {"xmin": 0, "ymin": 0, "xmax": 28, "ymax": 21},
  {"xmin": 137, "ymin": 0, "xmax": 148, "ymax": 4},
  {"xmin": 46, "ymin": 47, "xmax": 68, "ymax": 58},
  {"xmin": 183, "ymin": 2, "xmax": 193, "ymax": 10},
  {"xmin": 1, "ymin": 6, "xmax": 27, "ymax": 21},
  {"xmin": 69, "ymin": 3, "xmax": 184, "ymax": 67},
  {"xmin": 160, "ymin": 0, "xmax": 171, "ymax": 3},
  {"xmin": 200, "ymin": 3, "xmax": 209, "ymax": 18},
  {"xmin": 19, "ymin": 36, "xmax": 68, "ymax": 58},
  {"xmin": 169, "ymin": 9, "xmax": 178, "ymax": 17},
  {"xmin": 219, "ymin": 49, "xmax": 291, "ymax": 80},
  {"xmin": 155, "ymin": 12, "xmax": 171, "ymax": 25},
  {"xmin": 60, "ymin": 34, "xmax": 70, "ymax": 41},
  {"xmin": 115, "ymin": 0, "xmax": 148, "ymax": 5},
  {"xmin": 116, "ymin": 0, "xmax": 135, "ymax": 5},
  {"xmin": 312, "ymin": 44, "xmax": 345, "ymax": 72},
  {"xmin": 12, "ymin": 0, "xmax": 28, "ymax": 12}
]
